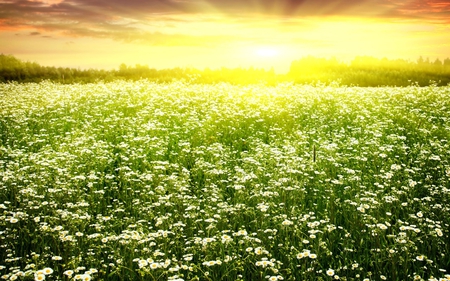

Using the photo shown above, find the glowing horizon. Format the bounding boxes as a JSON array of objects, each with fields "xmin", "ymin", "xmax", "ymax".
[{"xmin": 1, "ymin": 0, "xmax": 449, "ymax": 73}]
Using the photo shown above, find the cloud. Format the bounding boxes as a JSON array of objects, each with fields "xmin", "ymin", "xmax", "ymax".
[
  {"xmin": 1, "ymin": 0, "xmax": 449, "ymax": 46},
  {"xmin": 0, "ymin": 0, "xmax": 241, "ymax": 46},
  {"xmin": 62, "ymin": 0, "xmax": 450, "ymax": 19},
  {"xmin": 379, "ymin": 0, "xmax": 450, "ymax": 22}
]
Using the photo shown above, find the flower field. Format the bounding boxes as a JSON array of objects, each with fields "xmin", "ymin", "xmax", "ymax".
[{"xmin": 1, "ymin": 81, "xmax": 449, "ymax": 281}]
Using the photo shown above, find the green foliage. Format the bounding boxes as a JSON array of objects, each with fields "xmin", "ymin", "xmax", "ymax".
[
  {"xmin": 0, "ymin": 54, "xmax": 115, "ymax": 84},
  {"xmin": 288, "ymin": 56, "xmax": 450, "ymax": 86},
  {"xmin": 2, "ymin": 54, "xmax": 450, "ymax": 86}
]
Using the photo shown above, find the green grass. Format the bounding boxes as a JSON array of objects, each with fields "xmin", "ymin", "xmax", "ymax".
[{"xmin": 1, "ymin": 81, "xmax": 449, "ymax": 281}]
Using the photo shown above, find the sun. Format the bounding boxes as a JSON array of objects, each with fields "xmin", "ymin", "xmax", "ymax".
[
  {"xmin": 234, "ymin": 45, "xmax": 292, "ymax": 72},
  {"xmin": 255, "ymin": 47, "xmax": 280, "ymax": 58}
]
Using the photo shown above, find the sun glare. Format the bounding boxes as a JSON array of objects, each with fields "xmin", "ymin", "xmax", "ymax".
[{"xmin": 255, "ymin": 47, "xmax": 280, "ymax": 57}]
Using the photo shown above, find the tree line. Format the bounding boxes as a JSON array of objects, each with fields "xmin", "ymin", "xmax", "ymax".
[
  {"xmin": 288, "ymin": 56, "xmax": 450, "ymax": 86},
  {"xmin": 1, "ymin": 54, "xmax": 450, "ymax": 86}
]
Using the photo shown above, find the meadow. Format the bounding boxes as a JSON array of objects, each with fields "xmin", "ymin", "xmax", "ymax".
[{"xmin": 0, "ymin": 81, "xmax": 449, "ymax": 281}]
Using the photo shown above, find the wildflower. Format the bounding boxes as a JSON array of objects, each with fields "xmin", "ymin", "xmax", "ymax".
[
  {"xmin": 391, "ymin": 164, "xmax": 401, "ymax": 171},
  {"xmin": 42, "ymin": 268, "xmax": 53, "ymax": 275},
  {"xmin": 54, "ymin": 226, "xmax": 63, "ymax": 231},
  {"xmin": 416, "ymin": 255, "xmax": 425, "ymax": 261},
  {"xmin": 63, "ymin": 270, "xmax": 74, "ymax": 277},
  {"xmin": 202, "ymin": 261, "xmax": 216, "ymax": 267},
  {"xmin": 34, "ymin": 273, "xmax": 45, "ymax": 281},
  {"xmin": 221, "ymin": 234, "xmax": 232, "ymax": 243},
  {"xmin": 203, "ymin": 237, "xmax": 215, "ymax": 244},
  {"xmin": 429, "ymin": 155, "xmax": 441, "ymax": 161},
  {"xmin": 138, "ymin": 259, "xmax": 148, "ymax": 268},
  {"xmin": 326, "ymin": 269, "xmax": 335, "ymax": 276},
  {"xmin": 377, "ymin": 223, "xmax": 388, "ymax": 230}
]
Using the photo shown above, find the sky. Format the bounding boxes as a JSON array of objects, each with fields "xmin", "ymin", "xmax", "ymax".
[{"xmin": 1, "ymin": 0, "xmax": 450, "ymax": 73}]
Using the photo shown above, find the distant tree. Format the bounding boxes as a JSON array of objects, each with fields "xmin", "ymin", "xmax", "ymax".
[
  {"xmin": 417, "ymin": 56, "xmax": 424, "ymax": 65},
  {"xmin": 119, "ymin": 63, "xmax": 127, "ymax": 71},
  {"xmin": 444, "ymin": 58, "xmax": 450, "ymax": 66}
]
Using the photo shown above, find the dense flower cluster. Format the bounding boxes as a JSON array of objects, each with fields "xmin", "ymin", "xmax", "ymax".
[{"xmin": 0, "ymin": 81, "xmax": 449, "ymax": 280}]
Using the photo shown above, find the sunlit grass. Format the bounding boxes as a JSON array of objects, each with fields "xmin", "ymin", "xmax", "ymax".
[{"xmin": 0, "ymin": 81, "xmax": 449, "ymax": 281}]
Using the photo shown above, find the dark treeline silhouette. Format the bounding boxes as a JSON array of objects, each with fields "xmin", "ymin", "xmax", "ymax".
[
  {"xmin": 0, "ymin": 54, "xmax": 115, "ymax": 83},
  {"xmin": 1, "ymin": 54, "xmax": 450, "ymax": 86}
]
